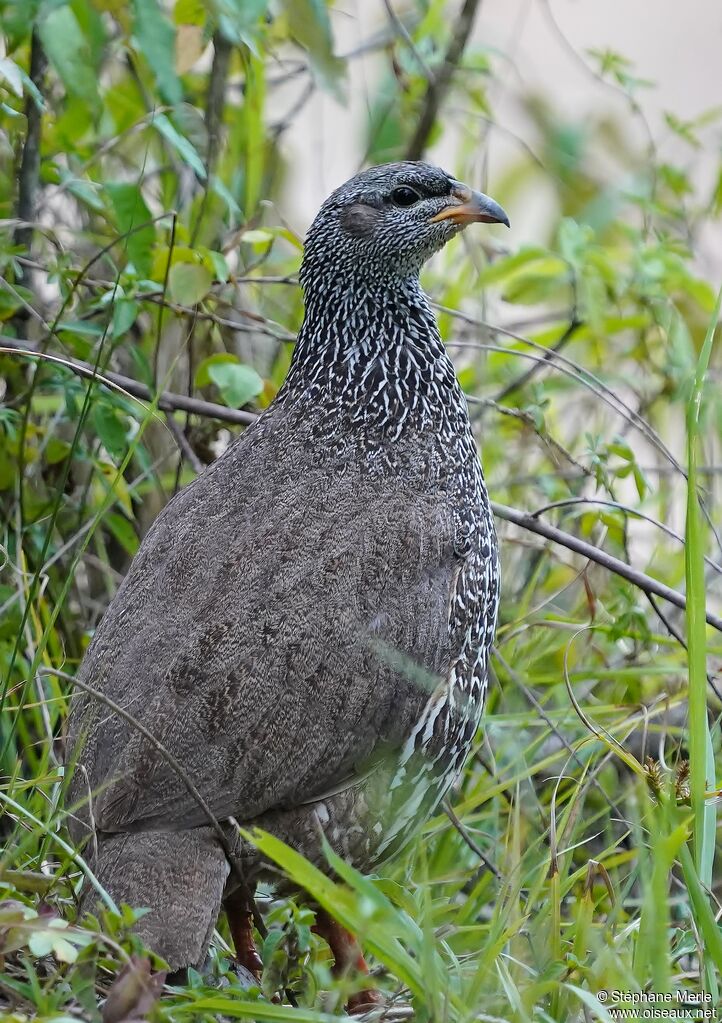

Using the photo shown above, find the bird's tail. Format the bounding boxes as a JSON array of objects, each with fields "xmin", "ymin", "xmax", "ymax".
[{"xmin": 86, "ymin": 827, "xmax": 229, "ymax": 972}]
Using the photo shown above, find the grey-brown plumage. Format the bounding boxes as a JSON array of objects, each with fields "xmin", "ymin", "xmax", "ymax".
[{"xmin": 66, "ymin": 161, "xmax": 508, "ymax": 973}]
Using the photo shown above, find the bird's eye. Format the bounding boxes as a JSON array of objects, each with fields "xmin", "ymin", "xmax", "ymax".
[{"xmin": 390, "ymin": 186, "xmax": 422, "ymax": 207}]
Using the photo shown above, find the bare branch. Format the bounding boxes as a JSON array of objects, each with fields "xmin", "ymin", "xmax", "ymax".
[
  {"xmin": 190, "ymin": 31, "xmax": 232, "ymax": 247},
  {"xmin": 443, "ymin": 800, "xmax": 501, "ymax": 879},
  {"xmin": 0, "ymin": 336, "xmax": 257, "ymax": 426},
  {"xmin": 205, "ymin": 31, "xmax": 232, "ymax": 176},
  {"xmin": 529, "ymin": 496, "xmax": 722, "ymax": 577},
  {"xmin": 493, "ymin": 501, "xmax": 722, "ymax": 634},
  {"xmin": 13, "ymin": 29, "xmax": 47, "ymax": 257},
  {"xmin": 493, "ymin": 318, "xmax": 582, "ymax": 403},
  {"xmin": 406, "ymin": 0, "xmax": 482, "ymax": 161}
]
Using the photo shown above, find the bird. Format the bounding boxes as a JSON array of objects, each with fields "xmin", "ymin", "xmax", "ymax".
[{"xmin": 65, "ymin": 160, "xmax": 508, "ymax": 1009}]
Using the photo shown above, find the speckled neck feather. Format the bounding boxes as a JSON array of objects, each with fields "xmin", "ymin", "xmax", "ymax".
[{"xmin": 284, "ymin": 271, "xmax": 465, "ymax": 441}]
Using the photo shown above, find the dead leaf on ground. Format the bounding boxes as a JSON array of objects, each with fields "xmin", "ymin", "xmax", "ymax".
[{"xmin": 102, "ymin": 955, "xmax": 166, "ymax": 1023}]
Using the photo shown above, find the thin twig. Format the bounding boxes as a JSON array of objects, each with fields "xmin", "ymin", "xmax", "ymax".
[
  {"xmin": 493, "ymin": 502, "xmax": 722, "ymax": 634},
  {"xmin": 0, "ymin": 336, "xmax": 257, "ymax": 425},
  {"xmin": 205, "ymin": 31, "xmax": 232, "ymax": 178},
  {"xmin": 529, "ymin": 496, "xmax": 722, "ymax": 576},
  {"xmin": 447, "ymin": 332, "xmax": 683, "ymax": 478},
  {"xmin": 493, "ymin": 318, "xmax": 581, "ymax": 403},
  {"xmin": 165, "ymin": 412, "xmax": 205, "ymax": 475},
  {"xmin": 443, "ymin": 800, "xmax": 501, "ymax": 879},
  {"xmin": 405, "ymin": 0, "xmax": 483, "ymax": 160},
  {"xmin": 381, "ymin": 0, "xmax": 433, "ymax": 79},
  {"xmin": 467, "ymin": 393, "xmax": 589, "ymax": 476}
]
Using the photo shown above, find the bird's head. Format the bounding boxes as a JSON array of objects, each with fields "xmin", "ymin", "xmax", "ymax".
[{"xmin": 300, "ymin": 161, "xmax": 509, "ymax": 289}]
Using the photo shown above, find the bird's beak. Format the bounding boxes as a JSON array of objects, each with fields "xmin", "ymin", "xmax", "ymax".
[{"xmin": 429, "ymin": 181, "xmax": 510, "ymax": 228}]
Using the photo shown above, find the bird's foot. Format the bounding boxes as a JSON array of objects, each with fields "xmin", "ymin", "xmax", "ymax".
[
  {"xmin": 313, "ymin": 909, "xmax": 384, "ymax": 1016},
  {"xmin": 234, "ymin": 942, "xmax": 264, "ymax": 982},
  {"xmin": 225, "ymin": 887, "xmax": 263, "ymax": 985}
]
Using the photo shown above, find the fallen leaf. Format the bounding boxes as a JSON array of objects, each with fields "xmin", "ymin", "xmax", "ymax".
[{"xmin": 102, "ymin": 955, "xmax": 166, "ymax": 1023}]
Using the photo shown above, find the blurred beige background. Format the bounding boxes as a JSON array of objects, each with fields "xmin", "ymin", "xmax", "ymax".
[{"xmin": 278, "ymin": 0, "xmax": 722, "ymax": 265}]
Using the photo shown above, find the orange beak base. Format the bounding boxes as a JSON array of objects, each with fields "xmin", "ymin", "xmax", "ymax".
[{"xmin": 429, "ymin": 182, "xmax": 509, "ymax": 228}]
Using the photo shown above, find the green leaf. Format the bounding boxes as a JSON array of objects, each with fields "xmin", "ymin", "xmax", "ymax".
[
  {"xmin": 106, "ymin": 512, "xmax": 139, "ymax": 556},
  {"xmin": 0, "ymin": 0, "xmax": 42, "ymax": 51},
  {"xmin": 194, "ymin": 352, "xmax": 237, "ymax": 388},
  {"xmin": 153, "ymin": 111, "xmax": 207, "ymax": 179},
  {"xmin": 685, "ymin": 284, "xmax": 722, "ymax": 889},
  {"xmin": 211, "ymin": 174, "xmax": 242, "ymax": 218},
  {"xmin": 71, "ymin": 0, "xmax": 107, "ymax": 66},
  {"xmin": 557, "ymin": 217, "xmax": 594, "ymax": 265},
  {"xmin": 239, "ymin": 53, "xmax": 266, "ymax": 216},
  {"xmin": 45, "ymin": 437, "xmax": 72, "ymax": 465},
  {"xmin": 111, "ymin": 298, "xmax": 139, "ymax": 339},
  {"xmin": 131, "ymin": 0, "xmax": 182, "ymax": 105},
  {"xmin": 279, "ymin": 0, "xmax": 345, "ymax": 96},
  {"xmin": 38, "ymin": 5, "xmax": 100, "ymax": 108},
  {"xmin": 204, "ymin": 249, "xmax": 230, "ymax": 283},
  {"xmin": 0, "ymin": 56, "xmax": 23, "ymax": 97},
  {"xmin": 171, "ymin": 996, "xmax": 341, "ymax": 1021},
  {"xmin": 497, "ymin": 256, "xmax": 569, "ymax": 304},
  {"xmin": 195, "ymin": 353, "xmax": 263, "ymax": 408},
  {"xmin": 207, "ymin": 361, "xmax": 263, "ymax": 408},
  {"xmin": 245, "ymin": 828, "xmax": 445, "ymax": 1005},
  {"xmin": 56, "ymin": 319, "xmax": 104, "ymax": 338},
  {"xmin": 52, "ymin": 935, "xmax": 78, "ymax": 963},
  {"xmin": 28, "ymin": 930, "xmax": 54, "ymax": 957},
  {"xmin": 476, "ymin": 247, "xmax": 552, "ymax": 286},
  {"xmin": 60, "ymin": 174, "xmax": 104, "ymax": 212},
  {"xmin": 679, "ymin": 841, "xmax": 722, "ymax": 976},
  {"xmin": 241, "ymin": 229, "xmax": 273, "ymax": 245},
  {"xmin": 564, "ymin": 986, "xmax": 616, "ymax": 1022},
  {"xmin": 260, "ymin": 927, "xmax": 285, "ymax": 968},
  {"xmin": 175, "ymin": 0, "xmax": 206, "ymax": 25},
  {"xmin": 632, "ymin": 464, "xmax": 649, "ymax": 501},
  {"xmin": 106, "ymin": 183, "xmax": 155, "ymax": 278},
  {"xmin": 93, "ymin": 405, "xmax": 128, "ymax": 459},
  {"xmin": 213, "ymin": 0, "xmax": 269, "ymax": 44},
  {"xmin": 167, "ymin": 262, "xmax": 213, "ymax": 305}
]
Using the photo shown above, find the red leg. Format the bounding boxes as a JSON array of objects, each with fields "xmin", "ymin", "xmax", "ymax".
[
  {"xmin": 225, "ymin": 887, "xmax": 263, "ymax": 981},
  {"xmin": 313, "ymin": 909, "xmax": 383, "ymax": 1015}
]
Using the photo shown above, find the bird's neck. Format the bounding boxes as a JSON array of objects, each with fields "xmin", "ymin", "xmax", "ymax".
[{"xmin": 282, "ymin": 275, "xmax": 466, "ymax": 438}]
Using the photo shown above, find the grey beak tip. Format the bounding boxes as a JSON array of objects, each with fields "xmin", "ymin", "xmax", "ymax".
[{"xmin": 479, "ymin": 192, "xmax": 509, "ymax": 228}]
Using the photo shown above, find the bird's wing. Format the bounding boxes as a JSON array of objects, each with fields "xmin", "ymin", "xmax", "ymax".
[{"xmin": 67, "ymin": 417, "xmax": 463, "ymax": 835}]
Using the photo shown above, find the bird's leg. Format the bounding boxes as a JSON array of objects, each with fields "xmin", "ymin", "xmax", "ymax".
[
  {"xmin": 225, "ymin": 886, "xmax": 263, "ymax": 982},
  {"xmin": 313, "ymin": 909, "xmax": 383, "ymax": 1015}
]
